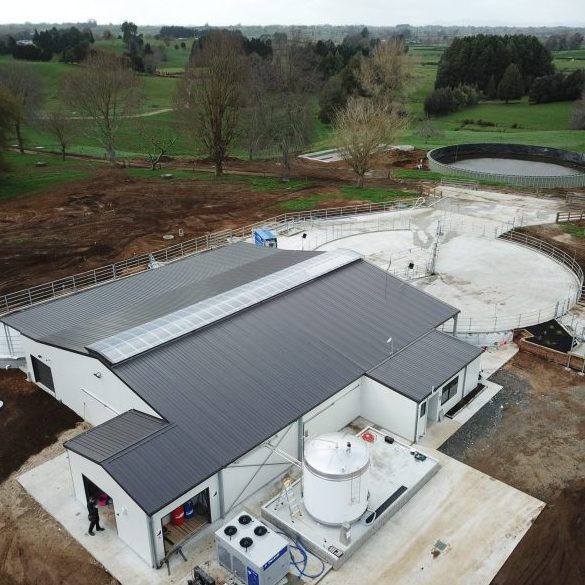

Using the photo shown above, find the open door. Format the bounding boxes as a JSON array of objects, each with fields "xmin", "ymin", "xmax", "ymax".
[
  {"xmin": 83, "ymin": 475, "xmax": 117, "ymax": 534},
  {"xmin": 162, "ymin": 488, "xmax": 211, "ymax": 554}
]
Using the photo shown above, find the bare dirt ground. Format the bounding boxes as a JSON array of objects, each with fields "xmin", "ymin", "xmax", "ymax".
[
  {"xmin": 0, "ymin": 150, "xmax": 427, "ymax": 297},
  {"xmin": 0, "ymin": 370, "xmax": 117, "ymax": 585},
  {"xmin": 440, "ymin": 351, "xmax": 585, "ymax": 585}
]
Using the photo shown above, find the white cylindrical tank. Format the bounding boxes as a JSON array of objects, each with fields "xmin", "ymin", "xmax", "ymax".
[{"xmin": 303, "ymin": 433, "xmax": 370, "ymax": 525}]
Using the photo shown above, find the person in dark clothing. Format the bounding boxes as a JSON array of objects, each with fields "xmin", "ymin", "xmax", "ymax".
[{"xmin": 87, "ymin": 495, "xmax": 105, "ymax": 536}]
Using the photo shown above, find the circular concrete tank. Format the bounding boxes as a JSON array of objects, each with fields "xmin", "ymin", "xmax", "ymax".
[
  {"xmin": 303, "ymin": 433, "xmax": 370, "ymax": 525},
  {"xmin": 427, "ymin": 143, "xmax": 585, "ymax": 188}
]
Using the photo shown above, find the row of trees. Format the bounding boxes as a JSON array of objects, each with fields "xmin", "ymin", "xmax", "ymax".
[
  {"xmin": 425, "ymin": 34, "xmax": 585, "ymax": 114},
  {"xmin": 529, "ymin": 70, "xmax": 585, "ymax": 104},
  {"xmin": 177, "ymin": 31, "xmax": 410, "ymax": 184},
  {"xmin": 435, "ymin": 34, "xmax": 554, "ymax": 95},
  {"xmin": 544, "ymin": 33, "xmax": 584, "ymax": 52},
  {"xmin": 0, "ymin": 31, "xmax": 411, "ymax": 188}
]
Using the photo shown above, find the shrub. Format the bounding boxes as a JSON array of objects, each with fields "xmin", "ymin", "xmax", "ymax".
[{"xmin": 424, "ymin": 84, "xmax": 478, "ymax": 116}]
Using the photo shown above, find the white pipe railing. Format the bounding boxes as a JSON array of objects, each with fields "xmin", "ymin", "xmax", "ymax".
[{"xmin": 0, "ymin": 197, "xmax": 424, "ymax": 316}]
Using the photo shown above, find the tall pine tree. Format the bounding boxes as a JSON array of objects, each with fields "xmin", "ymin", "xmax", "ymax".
[{"xmin": 497, "ymin": 64, "xmax": 524, "ymax": 104}]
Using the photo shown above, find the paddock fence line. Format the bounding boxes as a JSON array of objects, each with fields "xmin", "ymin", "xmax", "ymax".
[
  {"xmin": 566, "ymin": 192, "xmax": 585, "ymax": 208},
  {"xmin": 0, "ymin": 197, "xmax": 426, "ymax": 316},
  {"xmin": 556, "ymin": 209, "xmax": 585, "ymax": 223}
]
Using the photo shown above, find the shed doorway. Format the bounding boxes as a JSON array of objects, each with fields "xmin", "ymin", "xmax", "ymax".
[
  {"xmin": 162, "ymin": 488, "xmax": 211, "ymax": 554},
  {"xmin": 427, "ymin": 392, "xmax": 440, "ymax": 423},
  {"xmin": 82, "ymin": 475, "xmax": 117, "ymax": 534}
]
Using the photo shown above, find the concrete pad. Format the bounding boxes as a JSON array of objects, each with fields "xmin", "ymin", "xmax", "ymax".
[
  {"xmin": 19, "ymin": 440, "xmax": 543, "ymax": 585},
  {"xmin": 480, "ymin": 343, "xmax": 519, "ymax": 378},
  {"xmin": 318, "ymin": 450, "xmax": 545, "ymax": 585},
  {"xmin": 19, "ymin": 453, "xmax": 192, "ymax": 585},
  {"xmin": 413, "ymin": 235, "xmax": 579, "ymax": 328},
  {"xmin": 273, "ymin": 190, "xmax": 576, "ymax": 340}
]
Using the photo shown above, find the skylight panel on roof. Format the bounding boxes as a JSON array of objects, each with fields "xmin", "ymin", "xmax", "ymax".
[{"xmin": 87, "ymin": 249, "xmax": 361, "ymax": 364}]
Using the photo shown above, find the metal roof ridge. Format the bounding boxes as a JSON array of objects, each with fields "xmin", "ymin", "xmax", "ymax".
[
  {"xmin": 87, "ymin": 249, "xmax": 362, "ymax": 365},
  {"xmin": 102, "ymin": 421, "xmax": 177, "ymax": 465},
  {"xmin": 366, "ymin": 329, "xmax": 437, "ymax": 375}
]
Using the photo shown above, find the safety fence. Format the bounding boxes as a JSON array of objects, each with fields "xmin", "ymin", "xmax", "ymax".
[{"xmin": 0, "ymin": 198, "xmax": 424, "ymax": 316}]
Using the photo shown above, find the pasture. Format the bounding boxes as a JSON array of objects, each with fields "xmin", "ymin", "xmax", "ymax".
[{"xmin": 0, "ymin": 39, "xmax": 584, "ymax": 164}]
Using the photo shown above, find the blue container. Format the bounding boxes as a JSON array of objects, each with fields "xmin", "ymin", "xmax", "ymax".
[
  {"xmin": 253, "ymin": 229, "xmax": 278, "ymax": 248},
  {"xmin": 183, "ymin": 500, "xmax": 195, "ymax": 519}
]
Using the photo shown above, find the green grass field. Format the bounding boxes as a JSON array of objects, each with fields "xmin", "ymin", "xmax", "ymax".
[
  {"xmin": 0, "ymin": 152, "xmax": 96, "ymax": 200},
  {"xmin": 1, "ymin": 39, "xmax": 584, "ymax": 174}
]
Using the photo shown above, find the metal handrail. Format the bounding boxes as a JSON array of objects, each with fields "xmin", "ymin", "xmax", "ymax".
[
  {"xmin": 436, "ymin": 229, "xmax": 583, "ymax": 334},
  {"xmin": 0, "ymin": 197, "xmax": 423, "ymax": 316}
]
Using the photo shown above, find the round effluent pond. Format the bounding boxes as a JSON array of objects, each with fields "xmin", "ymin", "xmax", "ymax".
[{"xmin": 428, "ymin": 144, "xmax": 585, "ymax": 188}]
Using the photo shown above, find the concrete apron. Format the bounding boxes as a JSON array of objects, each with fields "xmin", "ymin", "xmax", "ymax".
[{"xmin": 20, "ymin": 437, "xmax": 544, "ymax": 585}]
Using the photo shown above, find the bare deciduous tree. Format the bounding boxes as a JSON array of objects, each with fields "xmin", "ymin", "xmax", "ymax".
[
  {"xmin": 417, "ymin": 115, "xmax": 443, "ymax": 144},
  {"xmin": 334, "ymin": 98, "xmax": 407, "ymax": 187},
  {"xmin": 176, "ymin": 31, "xmax": 247, "ymax": 176},
  {"xmin": 268, "ymin": 36, "xmax": 317, "ymax": 181},
  {"xmin": 0, "ymin": 65, "xmax": 44, "ymax": 154},
  {"xmin": 62, "ymin": 51, "xmax": 141, "ymax": 164},
  {"xmin": 137, "ymin": 122, "xmax": 178, "ymax": 170},
  {"xmin": 241, "ymin": 55, "xmax": 273, "ymax": 160},
  {"xmin": 334, "ymin": 40, "xmax": 412, "ymax": 187},
  {"xmin": 359, "ymin": 39, "xmax": 411, "ymax": 104},
  {"xmin": 42, "ymin": 111, "xmax": 77, "ymax": 160}
]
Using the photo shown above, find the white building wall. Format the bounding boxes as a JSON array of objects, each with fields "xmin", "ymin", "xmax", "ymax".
[
  {"xmin": 463, "ymin": 355, "xmax": 482, "ymax": 396},
  {"xmin": 437, "ymin": 373, "xmax": 464, "ymax": 417},
  {"xmin": 23, "ymin": 336, "xmax": 160, "ymax": 425},
  {"xmin": 0, "ymin": 325, "xmax": 24, "ymax": 358},
  {"xmin": 68, "ymin": 451, "xmax": 154, "ymax": 566},
  {"xmin": 361, "ymin": 376, "xmax": 418, "ymax": 441},
  {"xmin": 302, "ymin": 381, "xmax": 361, "ymax": 439},
  {"xmin": 221, "ymin": 423, "xmax": 298, "ymax": 516}
]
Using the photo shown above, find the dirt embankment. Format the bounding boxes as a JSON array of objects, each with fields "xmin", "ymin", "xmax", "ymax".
[
  {"xmin": 440, "ymin": 351, "xmax": 585, "ymax": 585},
  {"xmin": 0, "ymin": 371, "xmax": 116, "ymax": 585},
  {"xmin": 517, "ymin": 222, "xmax": 585, "ymax": 273}
]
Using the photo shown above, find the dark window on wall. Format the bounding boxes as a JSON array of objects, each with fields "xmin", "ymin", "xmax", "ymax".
[
  {"xmin": 420, "ymin": 401, "xmax": 427, "ymax": 417},
  {"xmin": 440, "ymin": 377, "xmax": 459, "ymax": 405},
  {"xmin": 31, "ymin": 356, "xmax": 55, "ymax": 391}
]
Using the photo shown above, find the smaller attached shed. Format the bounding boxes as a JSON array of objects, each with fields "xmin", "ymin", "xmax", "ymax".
[{"xmin": 366, "ymin": 330, "xmax": 482, "ymax": 441}]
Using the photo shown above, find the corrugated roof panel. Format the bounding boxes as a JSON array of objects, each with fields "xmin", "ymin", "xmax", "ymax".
[
  {"xmin": 87, "ymin": 250, "xmax": 360, "ymax": 364},
  {"xmin": 3, "ymin": 244, "xmax": 320, "ymax": 351},
  {"xmin": 107, "ymin": 260, "xmax": 459, "ymax": 514},
  {"xmin": 65, "ymin": 410, "xmax": 168, "ymax": 463},
  {"xmin": 368, "ymin": 329, "xmax": 483, "ymax": 402}
]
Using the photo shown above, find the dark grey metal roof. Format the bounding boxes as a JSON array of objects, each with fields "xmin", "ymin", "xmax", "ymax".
[
  {"xmin": 8, "ymin": 241, "xmax": 467, "ymax": 515},
  {"xmin": 66, "ymin": 410, "xmax": 169, "ymax": 463},
  {"xmin": 2, "ymin": 243, "xmax": 319, "ymax": 352},
  {"xmin": 368, "ymin": 329, "xmax": 483, "ymax": 403},
  {"xmin": 97, "ymin": 259, "xmax": 459, "ymax": 515}
]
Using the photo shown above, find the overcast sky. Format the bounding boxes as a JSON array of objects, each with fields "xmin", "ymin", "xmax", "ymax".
[{"xmin": 2, "ymin": 0, "xmax": 584, "ymax": 27}]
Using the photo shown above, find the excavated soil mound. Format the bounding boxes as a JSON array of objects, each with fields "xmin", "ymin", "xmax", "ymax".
[{"xmin": 492, "ymin": 480, "xmax": 585, "ymax": 585}]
